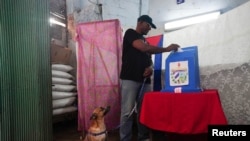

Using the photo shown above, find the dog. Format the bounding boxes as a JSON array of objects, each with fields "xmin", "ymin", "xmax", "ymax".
[{"xmin": 83, "ymin": 106, "xmax": 110, "ymax": 141}]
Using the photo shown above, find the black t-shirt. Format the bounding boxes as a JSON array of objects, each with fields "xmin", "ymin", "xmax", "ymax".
[{"xmin": 120, "ymin": 29, "xmax": 152, "ymax": 83}]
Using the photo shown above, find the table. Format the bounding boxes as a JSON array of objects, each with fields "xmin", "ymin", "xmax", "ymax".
[{"xmin": 139, "ymin": 89, "xmax": 227, "ymax": 134}]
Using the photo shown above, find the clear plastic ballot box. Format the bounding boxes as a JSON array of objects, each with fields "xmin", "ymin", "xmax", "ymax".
[{"xmin": 161, "ymin": 46, "xmax": 202, "ymax": 93}]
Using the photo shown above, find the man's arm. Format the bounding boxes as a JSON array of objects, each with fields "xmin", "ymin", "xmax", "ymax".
[{"xmin": 132, "ymin": 39, "xmax": 180, "ymax": 54}]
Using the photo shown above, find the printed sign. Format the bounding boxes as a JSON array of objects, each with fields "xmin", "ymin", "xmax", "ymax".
[{"xmin": 177, "ymin": 0, "xmax": 185, "ymax": 4}]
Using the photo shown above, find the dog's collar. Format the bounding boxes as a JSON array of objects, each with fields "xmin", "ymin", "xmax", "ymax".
[{"xmin": 87, "ymin": 130, "xmax": 107, "ymax": 136}]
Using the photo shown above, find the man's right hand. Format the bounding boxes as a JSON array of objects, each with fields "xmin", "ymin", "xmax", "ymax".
[{"xmin": 165, "ymin": 44, "xmax": 180, "ymax": 52}]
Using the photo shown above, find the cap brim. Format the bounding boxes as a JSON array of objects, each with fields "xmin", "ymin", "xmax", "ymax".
[{"xmin": 150, "ymin": 22, "xmax": 156, "ymax": 29}]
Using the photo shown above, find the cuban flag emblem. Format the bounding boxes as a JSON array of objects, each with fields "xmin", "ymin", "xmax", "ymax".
[{"xmin": 169, "ymin": 61, "xmax": 189, "ymax": 86}]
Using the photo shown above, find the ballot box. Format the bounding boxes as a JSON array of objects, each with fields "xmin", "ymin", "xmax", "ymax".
[{"xmin": 161, "ymin": 46, "xmax": 202, "ymax": 93}]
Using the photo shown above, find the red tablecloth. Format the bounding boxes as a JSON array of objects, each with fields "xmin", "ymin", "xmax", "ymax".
[{"xmin": 139, "ymin": 89, "xmax": 227, "ymax": 134}]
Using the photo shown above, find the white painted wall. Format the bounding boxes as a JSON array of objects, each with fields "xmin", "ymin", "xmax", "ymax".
[
  {"xmin": 66, "ymin": 0, "xmax": 149, "ymax": 32},
  {"xmin": 149, "ymin": 0, "xmax": 249, "ymax": 27},
  {"xmin": 160, "ymin": 1, "xmax": 250, "ymax": 71}
]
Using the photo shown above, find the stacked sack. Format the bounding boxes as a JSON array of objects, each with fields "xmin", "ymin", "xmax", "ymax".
[{"xmin": 51, "ymin": 64, "xmax": 77, "ymax": 116}]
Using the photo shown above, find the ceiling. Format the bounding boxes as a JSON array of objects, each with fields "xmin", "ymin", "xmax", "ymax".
[{"xmin": 49, "ymin": 0, "xmax": 250, "ymax": 33}]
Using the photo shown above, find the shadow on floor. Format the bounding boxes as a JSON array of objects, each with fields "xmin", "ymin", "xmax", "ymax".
[
  {"xmin": 53, "ymin": 119, "xmax": 207, "ymax": 141},
  {"xmin": 53, "ymin": 119, "xmax": 137, "ymax": 141},
  {"xmin": 53, "ymin": 119, "xmax": 82, "ymax": 141}
]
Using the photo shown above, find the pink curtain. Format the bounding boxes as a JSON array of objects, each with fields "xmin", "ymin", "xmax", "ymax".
[{"xmin": 76, "ymin": 19, "xmax": 122, "ymax": 131}]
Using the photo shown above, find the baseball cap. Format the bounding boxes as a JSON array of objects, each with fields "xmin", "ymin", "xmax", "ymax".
[{"xmin": 137, "ymin": 15, "xmax": 156, "ymax": 29}]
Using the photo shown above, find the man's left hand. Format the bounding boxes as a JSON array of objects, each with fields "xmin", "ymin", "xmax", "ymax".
[{"xmin": 143, "ymin": 67, "xmax": 153, "ymax": 78}]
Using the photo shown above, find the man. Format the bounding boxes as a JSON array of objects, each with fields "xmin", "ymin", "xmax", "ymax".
[{"xmin": 119, "ymin": 15, "xmax": 180, "ymax": 141}]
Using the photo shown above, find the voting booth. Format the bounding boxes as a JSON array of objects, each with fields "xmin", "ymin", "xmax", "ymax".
[{"xmin": 161, "ymin": 46, "xmax": 202, "ymax": 93}]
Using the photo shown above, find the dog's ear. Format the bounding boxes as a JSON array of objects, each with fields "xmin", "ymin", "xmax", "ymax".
[{"xmin": 90, "ymin": 113, "xmax": 97, "ymax": 120}]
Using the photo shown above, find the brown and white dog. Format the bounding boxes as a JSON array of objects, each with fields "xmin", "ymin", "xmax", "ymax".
[{"xmin": 83, "ymin": 106, "xmax": 110, "ymax": 141}]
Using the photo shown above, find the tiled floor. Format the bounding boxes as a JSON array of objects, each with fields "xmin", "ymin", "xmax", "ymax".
[{"xmin": 53, "ymin": 118, "xmax": 208, "ymax": 141}]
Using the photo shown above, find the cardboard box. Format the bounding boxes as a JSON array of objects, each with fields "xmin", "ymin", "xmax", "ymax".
[
  {"xmin": 162, "ymin": 46, "xmax": 202, "ymax": 93},
  {"xmin": 51, "ymin": 44, "xmax": 72, "ymax": 65}
]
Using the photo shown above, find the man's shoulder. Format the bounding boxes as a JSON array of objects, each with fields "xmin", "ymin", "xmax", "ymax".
[
  {"xmin": 125, "ymin": 29, "xmax": 139, "ymax": 37},
  {"xmin": 125, "ymin": 28, "xmax": 135, "ymax": 34}
]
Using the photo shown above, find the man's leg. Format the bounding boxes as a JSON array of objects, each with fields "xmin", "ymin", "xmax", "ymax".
[
  {"xmin": 120, "ymin": 80, "xmax": 141, "ymax": 141},
  {"xmin": 137, "ymin": 83, "xmax": 152, "ymax": 141}
]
